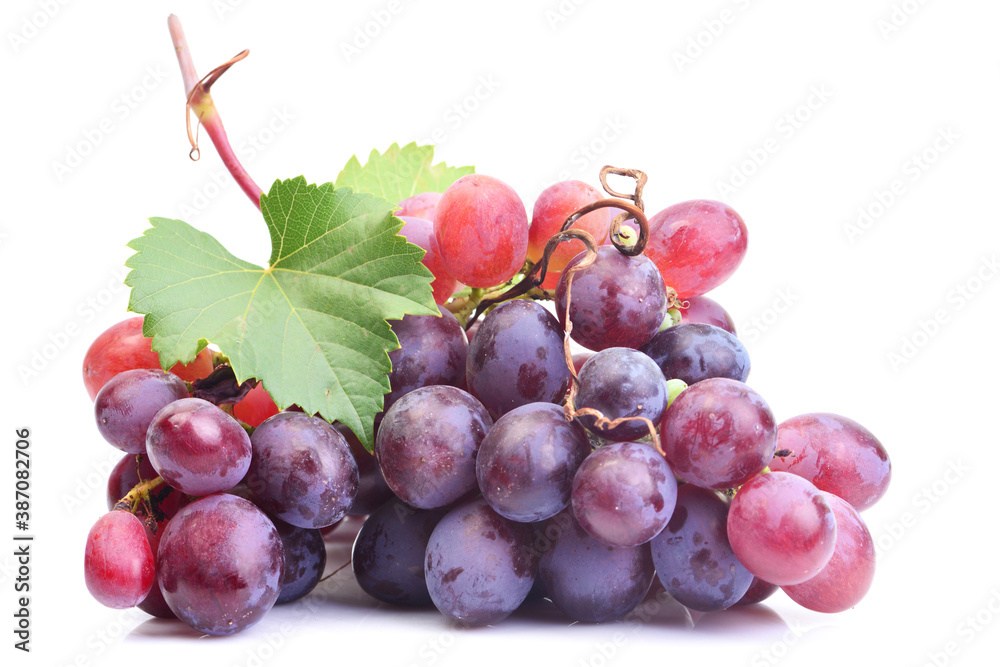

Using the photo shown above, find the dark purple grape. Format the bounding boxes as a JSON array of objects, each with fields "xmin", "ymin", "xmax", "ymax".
[
  {"xmin": 736, "ymin": 576, "xmax": 780, "ymax": 606},
  {"xmin": 537, "ymin": 511, "xmax": 654, "ymax": 623},
  {"xmin": 137, "ymin": 517, "xmax": 175, "ymax": 618},
  {"xmin": 84, "ymin": 511, "xmax": 155, "ymax": 609},
  {"xmin": 385, "ymin": 306, "xmax": 468, "ymax": 411},
  {"xmin": 650, "ymin": 485, "xmax": 753, "ymax": 612},
  {"xmin": 274, "ymin": 519, "xmax": 326, "ymax": 604},
  {"xmin": 352, "ymin": 498, "xmax": 446, "ymax": 606},
  {"xmin": 424, "ymin": 499, "xmax": 538, "ymax": 626},
  {"xmin": 157, "ymin": 494, "xmax": 283, "ymax": 635},
  {"xmin": 335, "ymin": 423, "xmax": 394, "ymax": 516},
  {"xmin": 107, "ymin": 453, "xmax": 187, "ymax": 519},
  {"xmin": 576, "ymin": 348, "xmax": 668, "ymax": 442},
  {"xmin": 571, "ymin": 442, "xmax": 677, "ymax": 547},
  {"xmin": 555, "ymin": 245, "xmax": 667, "ymax": 351},
  {"xmin": 640, "ymin": 322, "xmax": 750, "ymax": 385},
  {"xmin": 476, "ymin": 403, "xmax": 591, "ymax": 523},
  {"xmin": 246, "ymin": 412, "xmax": 359, "ymax": 529},
  {"xmin": 661, "ymin": 378, "xmax": 776, "ymax": 489},
  {"xmin": 94, "ymin": 369, "xmax": 189, "ymax": 454},
  {"xmin": 770, "ymin": 413, "xmax": 890, "ymax": 511},
  {"xmin": 375, "ymin": 386, "xmax": 492, "ymax": 509},
  {"xmin": 466, "ymin": 300, "xmax": 571, "ymax": 419},
  {"xmin": 146, "ymin": 398, "xmax": 252, "ymax": 496}
]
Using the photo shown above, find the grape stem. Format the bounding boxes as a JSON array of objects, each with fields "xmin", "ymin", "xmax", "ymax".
[
  {"xmin": 113, "ymin": 474, "xmax": 167, "ymax": 515},
  {"xmin": 168, "ymin": 14, "xmax": 263, "ymax": 209}
]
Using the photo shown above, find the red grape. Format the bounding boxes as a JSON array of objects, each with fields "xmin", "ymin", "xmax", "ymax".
[
  {"xmin": 397, "ymin": 216, "xmax": 459, "ymax": 304},
  {"xmin": 528, "ymin": 180, "xmax": 612, "ymax": 273},
  {"xmin": 678, "ymin": 295, "xmax": 737, "ymax": 334},
  {"xmin": 232, "ymin": 382, "xmax": 279, "ymax": 428},
  {"xmin": 84, "ymin": 511, "xmax": 155, "ymax": 609}
]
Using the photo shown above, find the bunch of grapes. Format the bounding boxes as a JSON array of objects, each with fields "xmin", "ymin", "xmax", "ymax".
[{"xmin": 82, "ymin": 168, "xmax": 890, "ymax": 635}]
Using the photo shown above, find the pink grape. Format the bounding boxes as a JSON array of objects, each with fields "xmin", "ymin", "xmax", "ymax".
[
  {"xmin": 433, "ymin": 174, "xmax": 528, "ymax": 287},
  {"xmin": 645, "ymin": 200, "xmax": 748, "ymax": 297},
  {"xmin": 728, "ymin": 472, "xmax": 837, "ymax": 586},
  {"xmin": 398, "ymin": 215, "xmax": 458, "ymax": 305},
  {"xmin": 84, "ymin": 511, "xmax": 155, "ymax": 609},
  {"xmin": 678, "ymin": 295, "xmax": 737, "ymax": 334},
  {"xmin": 528, "ymin": 180, "xmax": 612, "ymax": 273},
  {"xmin": 397, "ymin": 191, "xmax": 442, "ymax": 220}
]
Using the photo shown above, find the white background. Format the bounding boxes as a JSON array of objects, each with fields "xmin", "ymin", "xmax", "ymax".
[{"xmin": 2, "ymin": 1, "xmax": 998, "ymax": 666}]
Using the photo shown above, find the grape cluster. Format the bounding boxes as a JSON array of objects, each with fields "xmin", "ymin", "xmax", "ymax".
[{"xmin": 82, "ymin": 172, "xmax": 891, "ymax": 636}]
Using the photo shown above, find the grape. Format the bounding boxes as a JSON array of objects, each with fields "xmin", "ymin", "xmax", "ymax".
[
  {"xmin": 386, "ymin": 306, "xmax": 468, "ymax": 411},
  {"xmin": 424, "ymin": 498, "xmax": 538, "ymax": 626},
  {"xmin": 665, "ymin": 378, "xmax": 687, "ymax": 408},
  {"xmin": 106, "ymin": 453, "xmax": 187, "ymax": 519},
  {"xmin": 576, "ymin": 347, "xmax": 668, "ymax": 442},
  {"xmin": 527, "ymin": 180, "xmax": 612, "ymax": 272},
  {"xmin": 137, "ymin": 517, "xmax": 175, "ymax": 618},
  {"xmin": 640, "ymin": 322, "xmax": 750, "ymax": 385},
  {"xmin": 232, "ymin": 382, "xmax": 279, "ymax": 428},
  {"xmin": 769, "ymin": 413, "xmax": 891, "ymax": 511},
  {"xmin": 571, "ymin": 352, "xmax": 593, "ymax": 374},
  {"xmin": 246, "ymin": 412, "xmax": 359, "ymax": 528},
  {"xmin": 83, "ymin": 316, "xmax": 213, "ymax": 400},
  {"xmin": 727, "ymin": 472, "xmax": 837, "ymax": 586},
  {"xmin": 466, "ymin": 300, "xmax": 571, "ymax": 419},
  {"xmin": 352, "ymin": 498, "xmax": 446, "ymax": 606},
  {"xmin": 678, "ymin": 295, "xmax": 736, "ymax": 335},
  {"xmin": 336, "ymin": 423, "xmax": 394, "ymax": 516},
  {"xmin": 476, "ymin": 403, "xmax": 591, "ymax": 522},
  {"xmin": 157, "ymin": 494, "xmax": 283, "ymax": 635},
  {"xmin": 660, "ymin": 378, "xmax": 776, "ymax": 489},
  {"xmin": 398, "ymin": 215, "xmax": 458, "ymax": 305},
  {"xmin": 376, "ymin": 386, "xmax": 492, "ymax": 509},
  {"xmin": 274, "ymin": 519, "xmax": 326, "ymax": 604},
  {"xmin": 397, "ymin": 191, "xmax": 442, "ymax": 221},
  {"xmin": 782, "ymin": 492, "xmax": 876, "ymax": 612},
  {"xmin": 649, "ymin": 485, "xmax": 753, "ymax": 612},
  {"xmin": 555, "ymin": 246, "xmax": 667, "ymax": 351},
  {"xmin": 84, "ymin": 511, "xmax": 155, "ymax": 609},
  {"xmin": 571, "ymin": 441, "xmax": 677, "ymax": 547},
  {"xmin": 94, "ymin": 369, "xmax": 189, "ymax": 454},
  {"xmin": 146, "ymin": 398, "xmax": 252, "ymax": 496},
  {"xmin": 433, "ymin": 174, "xmax": 529, "ymax": 287},
  {"xmin": 644, "ymin": 200, "xmax": 748, "ymax": 298},
  {"xmin": 537, "ymin": 511, "xmax": 654, "ymax": 623},
  {"xmin": 736, "ymin": 576, "xmax": 779, "ymax": 606}
]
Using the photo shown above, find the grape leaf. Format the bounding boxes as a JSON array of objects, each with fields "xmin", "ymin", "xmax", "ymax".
[
  {"xmin": 125, "ymin": 177, "xmax": 438, "ymax": 449},
  {"xmin": 335, "ymin": 142, "xmax": 474, "ymax": 205}
]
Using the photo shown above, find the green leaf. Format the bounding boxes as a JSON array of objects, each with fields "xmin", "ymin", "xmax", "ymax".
[
  {"xmin": 125, "ymin": 177, "xmax": 438, "ymax": 449},
  {"xmin": 335, "ymin": 142, "xmax": 474, "ymax": 205}
]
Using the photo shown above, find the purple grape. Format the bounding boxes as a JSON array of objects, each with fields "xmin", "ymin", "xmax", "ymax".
[
  {"xmin": 274, "ymin": 519, "xmax": 326, "ymax": 604},
  {"xmin": 137, "ymin": 517, "xmax": 175, "ymax": 618},
  {"xmin": 537, "ymin": 511, "xmax": 654, "ymax": 623},
  {"xmin": 576, "ymin": 348, "xmax": 668, "ymax": 442},
  {"xmin": 375, "ymin": 386, "xmax": 492, "ymax": 509},
  {"xmin": 640, "ymin": 322, "xmax": 750, "ymax": 385},
  {"xmin": 736, "ymin": 576, "xmax": 780, "ymax": 606},
  {"xmin": 728, "ymin": 472, "xmax": 837, "ymax": 586},
  {"xmin": 571, "ymin": 442, "xmax": 677, "ymax": 547},
  {"xmin": 678, "ymin": 295, "xmax": 737, "ymax": 334},
  {"xmin": 246, "ymin": 412, "xmax": 359, "ymax": 529},
  {"xmin": 94, "ymin": 369, "xmax": 188, "ymax": 454},
  {"xmin": 336, "ymin": 423, "xmax": 394, "ymax": 516},
  {"xmin": 106, "ymin": 453, "xmax": 188, "ymax": 519},
  {"xmin": 157, "ymin": 494, "xmax": 283, "ymax": 635},
  {"xmin": 352, "ymin": 498, "xmax": 446, "ymax": 606},
  {"xmin": 146, "ymin": 398, "xmax": 252, "ymax": 496},
  {"xmin": 770, "ymin": 413, "xmax": 891, "ymax": 511},
  {"xmin": 424, "ymin": 499, "xmax": 538, "ymax": 626},
  {"xmin": 385, "ymin": 306, "xmax": 468, "ymax": 411},
  {"xmin": 555, "ymin": 245, "xmax": 667, "ymax": 351},
  {"xmin": 466, "ymin": 299, "xmax": 571, "ymax": 419},
  {"xmin": 660, "ymin": 378, "xmax": 776, "ymax": 489},
  {"xmin": 476, "ymin": 403, "xmax": 591, "ymax": 523},
  {"xmin": 649, "ymin": 485, "xmax": 753, "ymax": 612}
]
